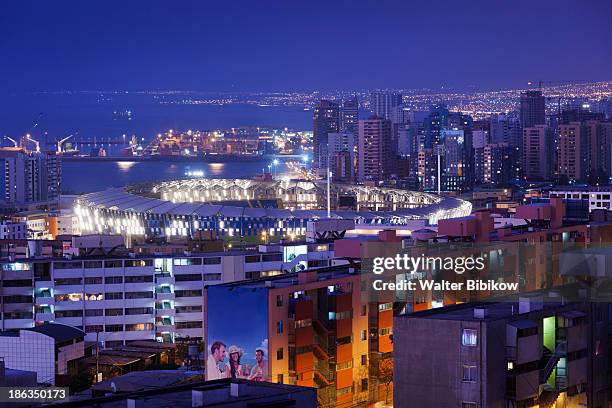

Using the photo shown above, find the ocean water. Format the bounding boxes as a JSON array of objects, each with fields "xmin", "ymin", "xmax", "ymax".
[
  {"xmin": 0, "ymin": 92, "xmax": 310, "ymax": 193},
  {"xmin": 62, "ymin": 158, "xmax": 293, "ymax": 194}
]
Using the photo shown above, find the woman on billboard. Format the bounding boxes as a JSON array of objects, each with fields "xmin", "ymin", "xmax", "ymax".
[{"xmin": 225, "ymin": 345, "xmax": 245, "ymax": 379}]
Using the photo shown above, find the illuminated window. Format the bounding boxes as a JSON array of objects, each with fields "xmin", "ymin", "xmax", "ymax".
[{"xmin": 462, "ymin": 329, "xmax": 477, "ymax": 346}]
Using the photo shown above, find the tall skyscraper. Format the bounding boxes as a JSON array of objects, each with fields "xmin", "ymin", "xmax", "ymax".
[
  {"xmin": 357, "ymin": 117, "xmax": 393, "ymax": 182},
  {"xmin": 370, "ymin": 92, "xmax": 402, "ymax": 120},
  {"xmin": 519, "ymin": 90, "xmax": 546, "ymax": 128},
  {"xmin": 441, "ymin": 129, "xmax": 472, "ymax": 191},
  {"xmin": 417, "ymin": 148, "xmax": 437, "ymax": 191},
  {"xmin": 472, "ymin": 129, "xmax": 489, "ymax": 184},
  {"xmin": 522, "ymin": 125, "xmax": 553, "ymax": 181},
  {"xmin": 490, "ymin": 113, "xmax": 521, "ymax": 146},
  {"xmin": 424, "ymin": 104, "xmax": 450, "ymax": 147},
  {"xmin": 483, "ymin": 143, "xmax": 515, "ymax": 184},
  {"xmin": 391, "ymin": 105, "xmax": 415, "ymax": 125},
  {"xmin": 340, "ymin": 97, "xmax": 359, "ymax": 135},
  {"xmin": 0, "ymin": 148, "xmax": 61, "ymax": 208},
  {"xmin": 557, "ymin": 123, "xmax": 589, "ymax": 182},
  {"xmin": 312, "ymin": 100, "xmax": 340, "ymax": 169}
]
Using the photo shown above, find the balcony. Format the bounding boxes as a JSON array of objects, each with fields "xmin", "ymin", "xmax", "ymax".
[
  {"xmin": 155, "ymin": 274, "xmax": 175, "ymax": 285},
  {"xmin": 35, "ymin": 312, "xmax": 55, "ymax": 321},
  {"xmin": 155, "ymin": 291, "xmax": 175, "ymax": 301},
  {"xmin": 34, "ymin": 280, "xmax": 52, "ymax": 290},
  {"xmin": 313, "ymin": 360, "xmax": 335, "ymax": 387},
  {"xmin": 155, "ymin": 308, "xmax": 176, "ymax": 317},
  {"xmin": 35, "ymin": 296, "xmax": 54, "ymax": 305},
  {"xmin": 155, "ymin": 318, "xmax": 175, "ymax": 333},
  {"xmin": 155, "ymin": 324, "xmax": 175, "ymax": 333}
]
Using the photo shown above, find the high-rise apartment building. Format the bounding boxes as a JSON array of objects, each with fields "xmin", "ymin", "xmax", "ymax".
[
  {"xmin": 0, "ymin": 148, "xmax": 61, "ymax": 209},
  {"xmin": 340, "ymin": 97, "xmax": 359, "ymax": 135},
  {"xmin": 584, "ymin": 120, "xmax": 612, "ymax": 178},
  {"xmin": 523, "ymin": 125, "xmax": 553, "ymax": 181},
  {"xmin": 357, "ymin": 117, "xmax": 393, "ymax": 182},
  {"xmin": 424, "ymin": 104, "xmax": 450, "ymax": 147},
  {"xmin": 327, "ymin": 132, "xmax": 356, "ymax": 182},
  {"xmin": 557, "ymin": 123, "xmax": 589, "ymax": 182},
  {"xmin": 370, "ymin": 92, "xmax": 402, "ymax": 121},
  {"xmin": 417, "ymin": 148, "xmax": 438, "ymax": 191},
  {"xmin": 490, "ymin": 114, "xmax": 521, "ymax": 146},
  {"xmin": 441, "ymin": 129, "xmax": 472, "ymax": 191},
  {"xmin": 483, "ymin": 143, "xmax": 516, "ymax": 184},
  {"xmin": 520, "ymin": 90, "xmax": 546, "ymax": 128},
  {"xmin": 312, "ymin": 100, "xmax": 340, "ymax": 169}
]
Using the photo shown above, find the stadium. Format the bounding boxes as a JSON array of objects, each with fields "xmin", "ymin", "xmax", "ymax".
[{"xmin": 75, "ymin": 178, "xmax": 472, "ymax": 239}]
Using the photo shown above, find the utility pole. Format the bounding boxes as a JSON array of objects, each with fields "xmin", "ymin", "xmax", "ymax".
[
  {"xmin": 327, "ymin": 147, "xmax": 331, "ymax": 218},
  {"xmin": 436, "ymin": 145, "xmax": 443, "ymax": 195},
  {"xmin": 95, "ymin": 330, "xmax": 100, "ymax": 383}
]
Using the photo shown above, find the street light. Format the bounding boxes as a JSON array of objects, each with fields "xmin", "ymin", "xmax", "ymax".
[{"xmin": 272, "ymin": 159, "xmax": 279, "ymax": 178}]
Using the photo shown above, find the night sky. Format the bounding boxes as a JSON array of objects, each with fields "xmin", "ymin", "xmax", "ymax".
[{"xmin": 1, "ymin": 0, "xmax": 610, "ymax": 92}]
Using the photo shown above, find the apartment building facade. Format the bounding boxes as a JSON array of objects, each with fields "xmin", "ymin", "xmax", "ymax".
[
  {"xmin": 393, "ymin": 294, "xmax": 608, "ymax": 408},
  {"xmin": 0, "ymin": 242, "xmax": 337, "ymax": 349},
  {"xmin": 204, "ymin": 265, "xmax": 394, "ymax": 407}
]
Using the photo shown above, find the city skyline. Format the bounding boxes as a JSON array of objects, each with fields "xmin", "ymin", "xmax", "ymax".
[{"xmin": 0, "ymin": 2, "xmax": 610, "ymax": 407}]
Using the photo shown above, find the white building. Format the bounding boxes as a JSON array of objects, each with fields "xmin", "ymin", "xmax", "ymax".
[
  {"xmin": 549, "ymin": 188, "xmax": 612, "ymax": 212},
  {"xmin": 0, "ymin": 323, "xmax": 84, "ymax": 385},
  {"xmin": 1, "ymin": 243, "xmax": 339, "ymax": 349},
  {"xmin": 0, "ymin": 220, "xmax": 28, "ymax": 240}
]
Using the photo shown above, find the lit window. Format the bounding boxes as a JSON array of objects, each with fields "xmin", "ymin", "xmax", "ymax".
[{"xmin": 462, "ymin": 329, "xmax": 477, "ymax": 346}]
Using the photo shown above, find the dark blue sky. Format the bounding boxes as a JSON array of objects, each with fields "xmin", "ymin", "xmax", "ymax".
[{"xmin": 1, "ymin": 0, "xmax": 610, "ymax": 92}]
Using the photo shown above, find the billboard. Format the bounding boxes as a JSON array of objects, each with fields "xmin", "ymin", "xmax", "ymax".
[
  {"xmin": 283, "ymin": 244, "xmax": 308, "ymax": 271},
  {"xmin": 206, "ymin": 286, "xmax": 270, "ymax": 382}
]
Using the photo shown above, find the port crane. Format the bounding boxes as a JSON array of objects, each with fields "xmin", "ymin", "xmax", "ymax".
[
  {"xmin": 3, "ymin": 136, "xmax": 18, "ymax": 147},
  {"xmin": 23, "ymin": 133, "xmax": 40, "ymax": 152},
  {"xmin": 57, "ymin": 133, "xmax": 76, "ymax": 153}
]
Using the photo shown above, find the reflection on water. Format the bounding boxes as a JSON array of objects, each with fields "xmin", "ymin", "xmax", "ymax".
[
  {"xmin": 116, "ymin": 161, "xmax": 137, "ymax": 172},
  {"xmin": 208, "ymin": 163, "xmax": 225, "ymax": 176},
  {"xmin": 63, "ymin": 158, "xmax": 292, "ymax": 194}
]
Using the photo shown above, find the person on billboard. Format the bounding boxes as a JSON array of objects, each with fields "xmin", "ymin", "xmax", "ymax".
[
  {"xmin": 225, "ymin": 345, "xmax": 245, "ymax": 379},
  {"xmin": 206, "ymin": 341, "xmax": 226, "ymax": 380},
  {"xmin": 248, "ymin": 347, "xmax": 269, "ymax": 382}
]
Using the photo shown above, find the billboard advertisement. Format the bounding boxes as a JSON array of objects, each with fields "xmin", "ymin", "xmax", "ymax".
[
  {"xmin": 283, "ymin": 244, "xmax": 308, "ymax": 271},
  {"xmin": 206, "ymin": 286, "xmax": 270, "ymax": 382}
]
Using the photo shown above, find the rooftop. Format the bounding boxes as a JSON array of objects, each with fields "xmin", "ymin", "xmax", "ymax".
[
  {"xmin": 51, "ymin": 379, "xmax": 316, "ymax": 408},
  {"xmin": 398, "ymin": 286, "xmax": 587, "ymax": 322},
  {"xmin": 214, "ymin": 263, "xmax": 359, "ymax": 290},
  {"xmin": 25, "ymin": 323, "xmax": 85, "ymax": 343},
  {"xmin": 91, "ymin": 370, "xmax": 202, "ymax": 394}
]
